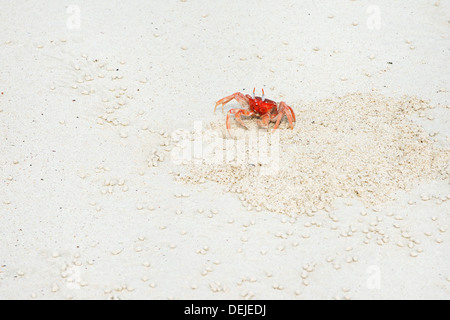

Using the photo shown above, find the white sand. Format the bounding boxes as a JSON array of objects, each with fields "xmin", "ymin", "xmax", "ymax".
[{"xmin": 0, "ymin": 0, "xmax": 449, "ymax": 300}]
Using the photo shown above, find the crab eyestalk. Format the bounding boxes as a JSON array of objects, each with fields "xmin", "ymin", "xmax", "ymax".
[
  {"xmin": 261, "ymin": 88, "xmax": 265, "ymax": 101},
  {"xmin": 252, "ymin": 88, "xmax": 256, "ymax": 99}
]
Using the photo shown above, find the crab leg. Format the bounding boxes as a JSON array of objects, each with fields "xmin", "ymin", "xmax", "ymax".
[
  {"xmin": 215, "ymin": 92, "xmax": 250, "ymax": 113},
  {"xmin": 226, "ymin": 109, "xmax": 255, "ymax": 131},
  {"xmin": 272, "ymin": 112, "xmax": 284, "ymax": 132},
  {"xmin": 279, "ymin": 101, "xmax": 296, "ymax": 122},
  {"xmin": 257, "ymin": 113, "xmax": 272, "ymax": 130},
  {"xmin": 283, "ymin": 108, "xmax": 295, "ymax": 130},
  {"xmin": 272, "ymin": 104, "xmax": 295, "ymax": 132},
  {"xmin": 280, "ymin": 101, "xmax": 296, "ymax": 122}
]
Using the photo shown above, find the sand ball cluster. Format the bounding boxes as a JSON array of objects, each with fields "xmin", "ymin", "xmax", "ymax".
[{"xmin": 178, "ymin": 93, "xmax": 449, "ymax": 215}]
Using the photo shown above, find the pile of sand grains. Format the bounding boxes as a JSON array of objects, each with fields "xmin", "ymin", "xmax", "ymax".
[{"xmin": 175, "ymin": 93, "xmax": 449, "ymax": 215}]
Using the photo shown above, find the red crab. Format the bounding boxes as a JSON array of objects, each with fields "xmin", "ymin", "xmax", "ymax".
[{"xmin": 214, "ymin": 88, "xmax": 296, "ymax": 133}]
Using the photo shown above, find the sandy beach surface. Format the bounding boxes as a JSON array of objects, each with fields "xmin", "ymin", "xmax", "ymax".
[{"xmin": 0, "ymin": 0, "xmax": 449, "ymax": 300}]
